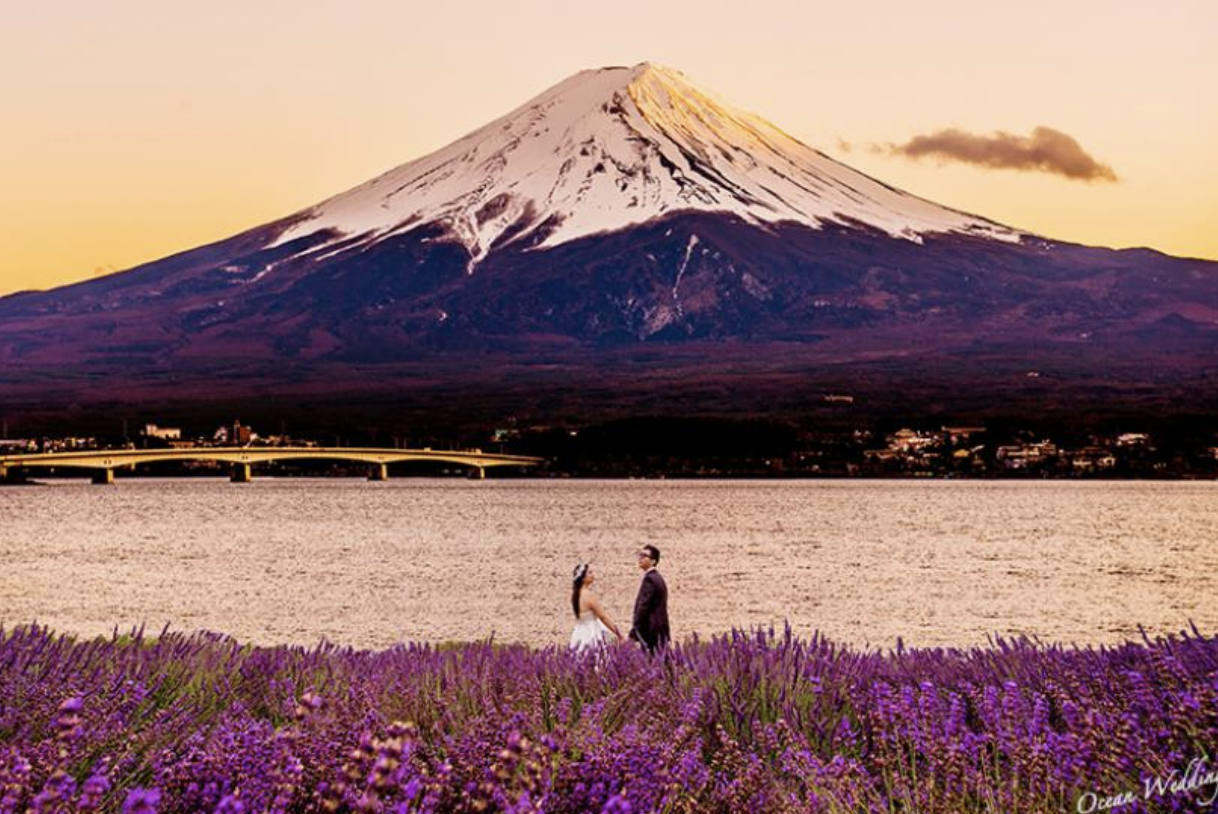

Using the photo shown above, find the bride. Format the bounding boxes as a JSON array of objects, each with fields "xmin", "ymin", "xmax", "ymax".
[{"xmin": 570, "ymin": 563, "xmax": 624, "ymax": 650}]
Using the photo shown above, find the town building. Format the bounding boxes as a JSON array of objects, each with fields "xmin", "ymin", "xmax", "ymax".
[
  {"xmin": 995, "ymin": 441, "xmax": 1058, "ymax": 470},
  {"xmin": 142, "ymin": 424, "xmax": 182, "ymax": 441}
]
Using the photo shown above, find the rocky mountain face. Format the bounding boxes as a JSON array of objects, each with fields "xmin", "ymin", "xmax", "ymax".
[{"xmin": 1, "ymin": 64, "xmax": 1215, "ymax": 422}]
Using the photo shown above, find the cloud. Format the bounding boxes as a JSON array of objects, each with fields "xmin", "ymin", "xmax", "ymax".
[
  {"xmin": 888, "ymin": 126, "xmax": 1118, "ymax": 182},
  {"xmin": 836, "ymin": 139, "xmax": 885, "ymax": 157}
]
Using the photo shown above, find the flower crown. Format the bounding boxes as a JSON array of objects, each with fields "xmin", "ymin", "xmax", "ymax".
[{"xmin": 572, "ymin": 563, "xmax": 589, "ymax": 582}]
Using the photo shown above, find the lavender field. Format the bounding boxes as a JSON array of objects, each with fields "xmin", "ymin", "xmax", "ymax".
[{"xmin": 2, "ymin": 624, "xmax": 1215, "ymax": 814}]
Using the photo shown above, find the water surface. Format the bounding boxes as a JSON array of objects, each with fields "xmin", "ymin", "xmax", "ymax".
[{"xmin": 1, "ymin": 479, "xmax": 1213, "ymax": 649}]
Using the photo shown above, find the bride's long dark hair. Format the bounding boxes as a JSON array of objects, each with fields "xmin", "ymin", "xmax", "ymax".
[{"xmin": 571, "ymin": 563, "xmax": 589, "ymax": 618}]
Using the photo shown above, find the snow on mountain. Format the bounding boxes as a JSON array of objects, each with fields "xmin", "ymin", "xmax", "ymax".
[{"xmin": 272, "ymin": 63, "xmax": 1022, "ymax": 271}]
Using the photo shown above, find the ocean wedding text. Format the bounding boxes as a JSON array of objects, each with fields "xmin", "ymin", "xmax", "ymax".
[{"xmin": 1076, "ymin": 756, "xmax": 1218, "ymax": 812}]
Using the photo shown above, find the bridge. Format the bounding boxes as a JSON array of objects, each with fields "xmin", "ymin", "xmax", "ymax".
[{"xmin": 0, "ymin": 446, "xmax": 544, "ymax": 484}]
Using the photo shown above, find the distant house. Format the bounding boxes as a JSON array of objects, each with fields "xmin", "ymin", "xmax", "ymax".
[
  {"xmin": 888, "ymin": 428, "xmax": 936, "ymax": 453},
  {"xmin": 142, "ymin": 424, "xmax": 182, "ymax": 441},
  {"xmin": 996, "ymin": 441, "xmax": 1058, "ymax": 469},
  {"xmin": 995, "ymin": 446, "xmax": 1028, "ymax": 469},
  {"xmin": 1067, "ymin": 447, "xmax": 1116, "ymax": 471},
  {"xmin": 941, "ymin": 426, "xmax": 986, "ymax": 445},
  {"xmin": 43, "ymin": 437, "xmax": 98, "ymax": 453},
  {"xmin": 214, "ymin": 421, "xmax": 255, "ymax": 446}
]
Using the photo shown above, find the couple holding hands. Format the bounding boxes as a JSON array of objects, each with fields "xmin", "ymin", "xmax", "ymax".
[{"xmin": 570, "ymin": 545, "xmax": 670, "ymax": 653}]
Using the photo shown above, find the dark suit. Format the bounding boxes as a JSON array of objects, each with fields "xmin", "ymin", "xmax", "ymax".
[{"xmin": 629, "ymin": 569, "xmax": 670, "ymax": 651}]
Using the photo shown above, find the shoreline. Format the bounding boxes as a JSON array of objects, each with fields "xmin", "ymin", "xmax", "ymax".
[
  {"xmin": 5, "ymin": 471, "xmax": 1218, "ymax": 483},
  {"xmin": 3, "ymin": 619, "xmax": 1209, "ymax": 656}
]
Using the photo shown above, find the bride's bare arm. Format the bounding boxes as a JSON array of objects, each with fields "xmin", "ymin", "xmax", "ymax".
[{"xmin": 585, "ymin": 594, "xmax": 624, "ymax": 641}]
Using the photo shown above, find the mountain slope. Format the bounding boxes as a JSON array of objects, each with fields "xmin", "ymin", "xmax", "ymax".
[{"xmin": 1, "ymin": 63, "xmax": 1215, "ymax": 419}]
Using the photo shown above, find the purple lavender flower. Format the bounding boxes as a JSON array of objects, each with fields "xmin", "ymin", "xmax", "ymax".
[
  {"xmin": 0, "ymin": 623, "xmax": 1212, "ymax": 814},
  {"xmin": 213, "ymin": 795, "xmax": 244, "ymax": 814},
  {"xmin": 53, "ymin": 697, "xmax": 84, "ymax": 741},
  {"xmin": 77, "ymin": 766, "xmax": 111, "ymax": 811},
  {"xmin": 600, "ymin": 793, "xmax": 633, "ymax": 814},
  {"xmin": 122, "ymin": 787, "xmax": 161, "ymax": 814}
]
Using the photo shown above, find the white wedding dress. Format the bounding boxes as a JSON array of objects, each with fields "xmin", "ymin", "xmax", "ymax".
[{"xmin": 569, "ymin": 611, "xmax": 611, "ymax": 651}]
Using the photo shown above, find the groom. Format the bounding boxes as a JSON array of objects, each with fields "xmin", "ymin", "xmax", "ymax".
[{"xmin": 629, "ymin": 544, "xmax": 670, "ymax": 652}]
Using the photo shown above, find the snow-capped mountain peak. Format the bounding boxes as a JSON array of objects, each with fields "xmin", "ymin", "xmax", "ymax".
[
  {"xmin": 272, "ymin": 62, "xmax": 1020, "ymax": 267},
  {"xmin": 5, "ymin": 64, "xmax": 1216, "ymax": 415}
]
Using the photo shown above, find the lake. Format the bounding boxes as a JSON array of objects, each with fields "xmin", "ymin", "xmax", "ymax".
[{"xmin": 1, "ymin": 479, "xmax": 1214, "ymax": 649}]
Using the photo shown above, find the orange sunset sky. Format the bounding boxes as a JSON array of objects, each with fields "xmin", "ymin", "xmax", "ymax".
[{"xmin": 2, "ymin": 0, "xmax": 1215, "ymax": 297}]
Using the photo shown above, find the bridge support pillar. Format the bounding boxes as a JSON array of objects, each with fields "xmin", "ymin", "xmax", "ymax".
[
  {"xmin": 230, "ymin": 463, "xmax": 252, "ymax": 483},
  {"xmin": 91, "ymin": 469, "xmax": 115, "ymax": 485},
  {"xmin": 368, "ymin": 463, "xmax": 388, "ymax": 481},
  {"xmin": 470, "ymin": 466, "xmax": 485, "ymax": 480}
]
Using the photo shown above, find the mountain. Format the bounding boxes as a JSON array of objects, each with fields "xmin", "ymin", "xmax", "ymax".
[
  {"xmin": 2, "ymin": 63, "xmax": 1216, "ymax": 425},
  {"xmin": 267, "ymin": 62, "xmax": 1019, "ymax": 268}
]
